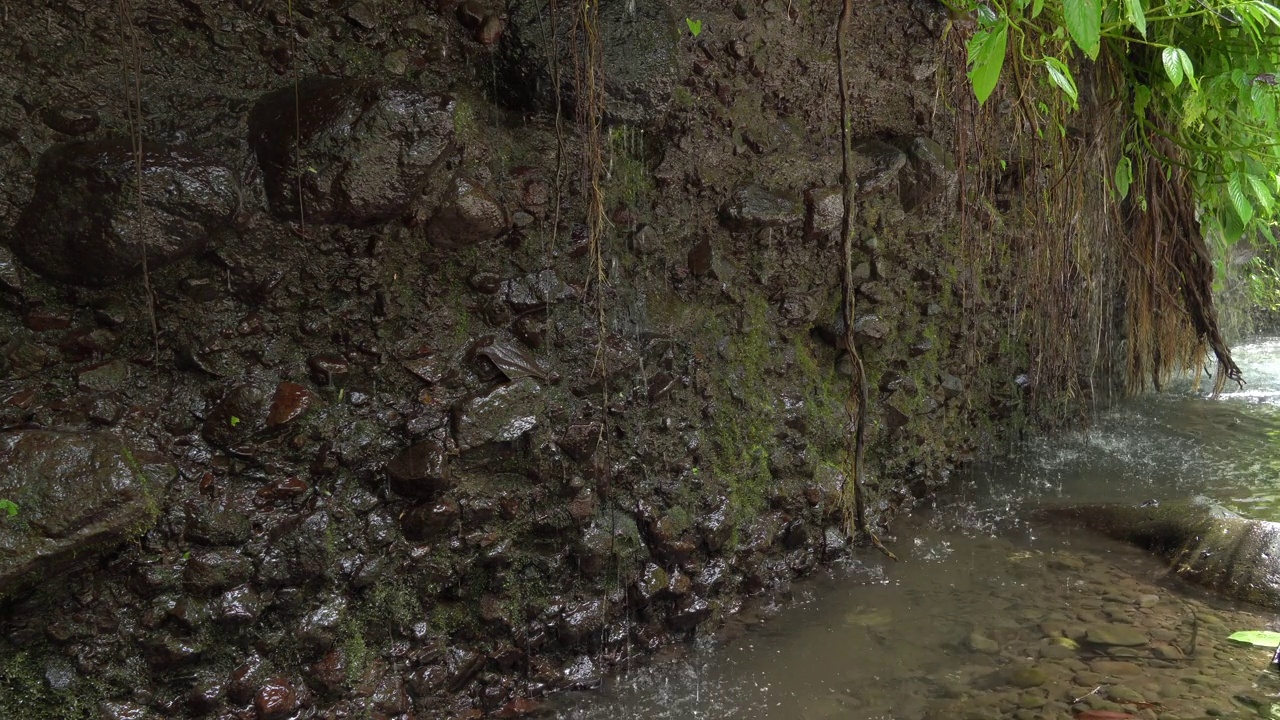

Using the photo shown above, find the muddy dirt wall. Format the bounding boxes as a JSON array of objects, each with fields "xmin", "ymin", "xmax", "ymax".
[{"xmin": 0, "ymin": 1, "xmax": 1125, "ymax": 718}]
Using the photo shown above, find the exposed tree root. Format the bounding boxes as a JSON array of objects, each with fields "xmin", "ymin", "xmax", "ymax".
[{"xmin": 836, "ymin": 0, "xmax": 895, "ymax": 562}]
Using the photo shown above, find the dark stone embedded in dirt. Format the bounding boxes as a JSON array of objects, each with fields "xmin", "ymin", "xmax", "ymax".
[
  {"xmin": 185, "ymin": 548, "xmax": 253, "ymax": 592},
  {"xmin": 504, "ymin": 269, "xmax": 573, "ymax": 311},
  {"xmin": 499, "ymin": 0, "xmax": 679, "ymax": 124},
  {"xmin": 308, "ymin": 353, "xmax": 350, "ymax": 386},
  {"xmin": 688, "ymin": 237, "xmax": 714, "ymax": 277},
  {"xmin": 255, "ymin": 677, "xmax": 300, "ymax": 720},
  {"xmin": 559, "ymin": 422, "xmax": 601, "ymax": 462},
  {"xmin": 386, "ymin": 440, "xmax": 451, "ymax": 498},
  {"xmin": 12, "ymin": 140, "xmax": 238, "ymax": 286},
  {"xmin": 453, "ymin": 377, "xmax": 547, "ymax": 451},
  {"xmin": 0, "ymin": 431, "xmax": 159, "ymax": 597},
  {"xmin": 940, "ymin": 372, "xmax": 965, "ymax": 399},
  {"xmin": 895, "ymin": 135, "xmax": 958, "ymax": 213},
  {"xmin": 852, "ymin": 138, "xmax": 908, "ymax": 193},
  {"xmin": 805, "ymin": 187, "xmax": 843, "ymax": 237},
  {"xmin": 428, "ymin": 175, "xmax": 509, "ymax": 249},
  {"xmin": 719, "ymin": 184, "xmax": 803, "ymax": 231},
  {"xmin": 39, "ymin": 106, "xmax": 100, "ymax": 135},
  {"xmin": 248, "ymin": 78, "xmax": 456, "ymax": 225},
  {"xmin": 401, "ymin": 499, "xmax": 460, "ymax": 541},
  {"xmin": 202, "ymin": 383, "xmax": 271, "ymax": 452},
  {"xmin": 0, "ymin": 245, "xmax": 22, "ymax": 294},
  {"xmin": 557, "ymin": 599, "xmax": 604, "ymax": 644},
  {"xmin": 265, "ymin": 381, "xmax": 313, "ymax": 429},
  {"xmin": 217, "ymin": 585, "xmax": 264, "ymax": 626},
  {"xmin": 853, "ymin": 315, "xmax": 890, "ymax": 343},
  {"xmin": 670, "ymin": 594, "xmax": 712, "ymax": 630},
  {"xmin": 468, "ymin": 335, "xmax": 552, "ymax": 382},
  {"xmin": 76, "ymin": 360, "xmax": 131, "ymax": 393}
]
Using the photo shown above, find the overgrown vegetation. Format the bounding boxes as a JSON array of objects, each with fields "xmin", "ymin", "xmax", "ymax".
[{"xmin": 946, "ymin": 0, "xmax": 1280, "ymax": 391}]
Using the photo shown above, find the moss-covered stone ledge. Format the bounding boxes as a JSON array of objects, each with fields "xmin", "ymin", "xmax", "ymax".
[{"xmin": 0, "ymin": 431, "xmax": 160, "ymax": 598}]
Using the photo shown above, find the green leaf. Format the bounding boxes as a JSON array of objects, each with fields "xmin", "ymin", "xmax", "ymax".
[
  {"xmin": 1124, "ymin": 0, "xmax": 1147, "ymax": 37},
  {"xmin": 1228, "ymin": 630, "xmax": 1280, "ymax": 646},
  {"xmin": 1044, "ymin": 57, "xmax": 1079, "ymax": 105},
  {"xmin": 0, "ymin": 499, "xmax": 17, "ymax": 518},
  {"xmin": 1249, "ymin": 174, "xmax": 1274, "ymax": 214},
  {"xmin": 1229, "ymin": 174, "xmax": 1255, "ymax": 226},
  {"xmin": 1114, "ymin": 156, "xmax": 1133, "ymax": 200},
  {"xmin": 1179, "ymin": 49, "xmax": 1198, "ymax": 91},
  {"xmin": 1163, "ymin": 47, "xmax": 1184, "ymax": 88},
  {"xmin": 1063, "ymin": 0, "xmax": 1102, "ymax": 59},
  {"xmin": 685, "ymin": 17, "xmax": 702, "ymax": 37},
  {"xmin": 230, "ymin": 415, "xmax": 241, "ymax": 427},
  {"xmin": 1133, "ymin": 84, "xmax": 1152, "ymax": 119},
  {"xmin": 1251, "ymin": 1, "xmax": 1280, "ymax": 26},
  {"xmin": 967, "ymin": 18, "xmax": 1009, "ymax": 106},
  {"xmin": 1032, "ymin": 0, "xmax": 1045, "ymax": 17}
]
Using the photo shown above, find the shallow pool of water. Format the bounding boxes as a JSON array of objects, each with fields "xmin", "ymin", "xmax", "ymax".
[{"xmin": 551, "ymin": 338, "xmax": 1280, "ymax": 720}]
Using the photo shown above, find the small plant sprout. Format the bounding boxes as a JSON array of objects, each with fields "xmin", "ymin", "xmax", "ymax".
[
  {"xmin": 230, "ymin": 415, "xmax": 241, "ymax": 427},
  {"xmin": 685, "ymin": 17, "xmax": 703, "ymax": 37},
  {"xmin": 0, "ymin": 499, "xmax": 17, "ymax": 518}
]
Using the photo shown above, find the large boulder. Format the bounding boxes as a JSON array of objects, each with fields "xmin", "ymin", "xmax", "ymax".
[
  {"xmin": 11, "ymin": 140, "xmax": 239, "ymax": 286},
  {"xmin": 498, "ymin": 0, "xmax": 680, "ymax": 125},
  {"xmin": 248, "ymin": 78, "xmax": 456, "ymax": 225},
  {"xmin": 0, "ymin": 431, "xmax": 160, "ymax": 597},
  {"xmin": 1049, "ymin": 498, "xmax": 1280, "ymax": 610}
]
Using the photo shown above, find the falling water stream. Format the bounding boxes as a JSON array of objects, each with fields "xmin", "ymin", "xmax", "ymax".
[{"xmin": 552, "ymin": 338, "xmax": 1280, "ymax": 720}]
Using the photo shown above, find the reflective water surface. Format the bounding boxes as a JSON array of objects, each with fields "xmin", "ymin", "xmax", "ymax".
[{"xmin": 552, "ymin": 338, "xmax": 1280, "ymax": 720}]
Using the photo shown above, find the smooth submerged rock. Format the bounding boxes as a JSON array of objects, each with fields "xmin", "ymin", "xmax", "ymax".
[
  {"xmin": 1049, "ymin": 498, "xmax": 1280, "ymax": 610},
  {"xmin": 0, "ymin": 431, "xmax": 159, "ymax": 597},
  {"xmin": 13, "ymin": 140, "xmax": 238, "ymax": 286},
  {"xmin": 1084, "ymin": 624, "xmax": 1148, "ymax": 647},
  {"xmin": 249, "ymin": 78, "xmax": 456, "ymax": 225}
]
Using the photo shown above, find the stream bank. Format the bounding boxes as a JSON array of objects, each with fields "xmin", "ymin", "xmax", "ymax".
[{"xmin": 1, "ymin": 1, "xmax": 1135, "ymax": 718}]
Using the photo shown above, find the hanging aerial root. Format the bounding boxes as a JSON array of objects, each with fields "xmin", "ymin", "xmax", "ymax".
[{"xmin": 835, "ymin": 0, "xmax": 895, "ymax": 562}]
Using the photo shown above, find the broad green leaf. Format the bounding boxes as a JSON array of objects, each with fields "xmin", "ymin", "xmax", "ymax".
[
  {"xmin": 1228, "ymin": 630, "xmax": 1280, "ymax": 646},
  {"xmin": 1179, "ymin": 49, "xmax": 1198, "ymax": 90},
  {"xmin": 1114, "ymin": 156, "xmax": 1133, "ymax": 200},
  {"xmin": 1251, "ymin": 1, "xmax": 1280, "ymax": 26},
  {"xmin": 1249, "ymin": 174, "xmax": 1274, "ymax": 214},
  {"xmin": 1032, "ymin": 0, "xmax": 1045, "ymax": 17},
  {"xmin": 1044, "ymin": 57, "xmax": 1079, "ymax": 105},
  {"xmin": 967, "ymin": 18, "xmax": 1009, "ymax": 106},
  {"xmin": 1125, "ymin": 0, "xmax": 1147, "ymax": 37},
  {"xmin": 1133, "ymin": 84, "xmax": 1152, "ymax": 118},
  {"xmin": 1063, "ymin": 0, "xmax": 1102, "ymax": 59},
  {"xmin": 1229, "ymin": 174, "xmax": 1255, "ymax": 226},
  {"xmin": 1163, "ymin": 47, "xmax": 1184, "ymax": 88}
]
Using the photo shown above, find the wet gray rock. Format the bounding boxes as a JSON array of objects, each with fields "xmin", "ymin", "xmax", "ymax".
[
  {"xmin": 940, "ymin": 372, "xmax": 965, "ymax": 400},
  {"xmin": 557, "ymin": 599, "xmax": 604, "ymax": 644},
  {"xmin": 895, "ymin": 135, "xmax": 957, "ymax": 213},
  {"xmin": 504, "ymin": 270, "xmax": 573, "ymax": 311},
  {"xmin": 40, "ymin": 106, "xmax": 100, "ymax": 136},
  {"xmin": 852, "ymin": 138, "xmax": 908, "ymax": 193},
  {"xmin": 561, "ymin": 654, "xmax": 600, "ymax": 690},
  {"xmin": 185, "ymin": 548, "xmax": 254, "ymax": 592},
  {"xmin": 202, "ymin": 383, "xmax": 272, "ymax": 453},
  {"xmin": 499, "ymin": 0, "xmax": 679, "ymax": 125},
  {"xmin": 805, "ymin": 186, "xmax": 843, "ymax": 237},
  {"xmin": 12, "ymin": 140, "xmax": 238, "ymax": 286},
  {"xmin": 0, "ymin": 245, "xmax": 22, "ymax": 294},
  {"xmin": 427, "ymin": 175, "xmax": 509, "ymax": 249},
  {"xmin": 249, "ymin": 78, "xmax": 456, "ymax": 225},
  {"xmin": 719, "ymin": 184, "xmax": 803, "ymax": 231},
  {"xmin": 453, "ymin": 378, "xmax": 547, "ymax": 451},
  {"xmin": 400, "ymin": 499, "xmax": 459, "ymax": 542},
  {"xmin": 670, "ymin": 594, "xmax": 712, "ymax": 630},
  {"xmin": 386, "ymin": 440, "xmax": 451, "ymax": 498},
  {"xmin": 0, "ymin": 431, "xmax": 159, "ymax": 597}
]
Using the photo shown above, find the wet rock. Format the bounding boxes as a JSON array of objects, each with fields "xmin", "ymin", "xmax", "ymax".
[
  {"xmin": 249, "ymin": 78, "xmax": 455, "ymax": 225},
  {"xmin": 308, "ymin": 353, "xmax": 350, "ymax": 385},
  {"xmin": 255, "ymin": 677, "xmax": 300, "ymax": 720},
  {"xmin": 265, "ymin": 381, "xmax": 313, "ymax": 429},
  {"xmin": 939, "ymin": 372, "xmax": 965, "ymax": 400},
  {"xmin": 504, "ymin": 269, "xmax": 573, "ymax": 311},
  {"xmin": 0, "ymin": 431, "xmax": 159, "ymax": 597},
  {"xmin": 469, "ymin": 336, "xmax": 552, "ymax": 382},
  {"xmin": 805, "ymin": 186, "xmax": 843, "ymax": 237},
  {"xmin": 688, "ymin": 237, "xmax": 714, "ymax": 277},
  {"xmin": 386, "ymin": 440, "xmax": 451, "ymax": 498},
  {"xmin": 99, "ymin": 701, "xmax": 156, "ymax": 720},
  {"xmin": 853, "ymin": 315, "xmax": 890, "ymax": 343},
  {"xmin": 202, "ymin": 383, "xmax": 271, "ymax": 452},
  {"xmin": 185, "ymin": 548, "xmax": 253, "ymax": 592},
  {"xmin": 39, "ymin": 106, "xmax": 100, "ymax": 135},
  {"xmin": 635, "ymin": 563, "xmax": 670, "ymax": 604},
  {"xmin": 187, "ymin": 502, "xmax": 253, "ymax": 546},
  {"xmin": 895, "ymin": 135, "xmax": 957, "ymax": 213},
  {"xmin": 401, "ymin": 499, "xmax": 459, "ymax": 541},
  {"xmin": 561, "ymin": 654, "xmax": 600, "ymax": 689},
  {"xmin": 559, "ymin": 422, "xmax": 601, "ymax": 462},
  {"xmin": 670, "ymin": 594, "xmax": 712, "ymax": 630},
  {"xmin": 967, "ymin": 631, "xmax": 1000, "ymax": 653},
  {"xmin": 453, "ymin": 378, "xmax": 547, "ymax": 451},
  {"xmin": 499, "ymin": 0, "xmax": 679, "ymax": 124},
  {"xmin": 216, "ymin": 585, "xmax": 264, "ymax": 625},
  {"xmin": 75, "ymin": 360, "xmax": 131, "ymax": 393},
  {"xmin": 1084, "ymin": 624, "xmax": 1148, "ymax": 647},
  {"xmin": 13, "ymin": 140, "xmax": 238, "ymax": 286},
  {"xmin": 0, "ymin": 245, "xmax": 23, "ymax": 294},
  {"xmin": 557, "ymin": 599, "xmax": 604, "ymax": 643},
  {"xmin": 428, "ymin": 175, "xmax": 509, "ymax": 248},
  {"xmin": 852, "ymin": 138, "xmax": 908, "ymax": 193},
  {"xmin": 1004, "ymin": 664, "xmax": 1048, "ymax": 688},
  {"xmin": 719, "ymin": 184, "xmax": 803, "ymax": 230},
  {"xmin": 299, "ymin": 597, "xmax": 347, "ymax": 649}
]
